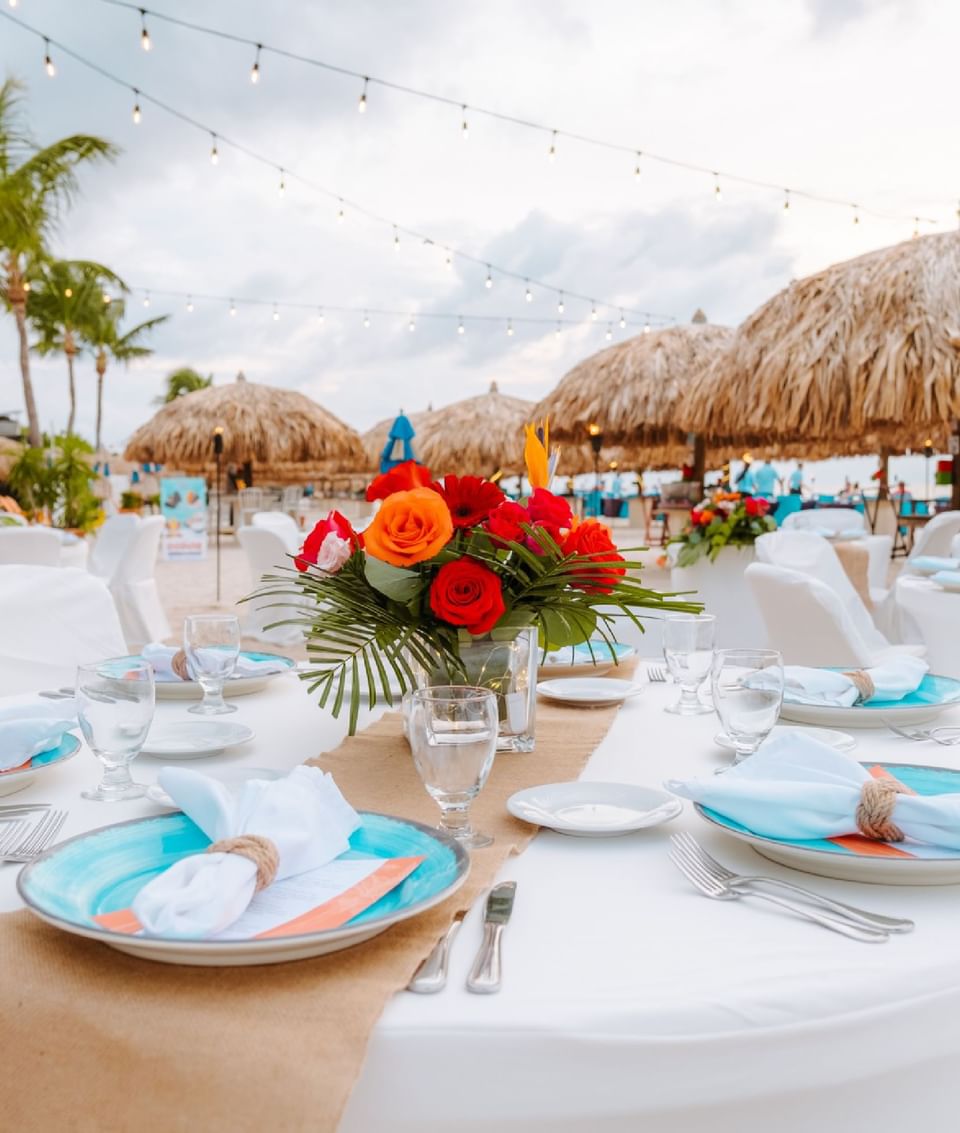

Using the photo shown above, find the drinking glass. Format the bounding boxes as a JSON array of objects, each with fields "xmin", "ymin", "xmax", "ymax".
[
  {"xmin": 663, "ymin": 613, "xmax": 716, "ymax": 715},
  {"xmin": 408, "ymin": 686, "xmax": 498, "ymax": 849},
  {"xmin": 184, "ymin": 614, "xmax": 240, "ymax": 715},
  {"xmin": 711, "ymin": 648, "xmax": 784, "ymax": 763},
  {"xmin": 76, "ymin": 658, "xmax": 155, "ymax": 801}
]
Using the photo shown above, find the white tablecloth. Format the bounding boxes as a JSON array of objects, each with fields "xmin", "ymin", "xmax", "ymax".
[
  {"xmin": 895, "ymin": 575, "xmax": 960, "ymax": 678},
  {"xmin": 2, "ymin": 671, "xmax": 960, "ymax": 1132}
]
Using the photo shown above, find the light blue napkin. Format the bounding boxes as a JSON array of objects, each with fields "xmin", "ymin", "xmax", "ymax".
[
  {"xmin": 751, "ymin": 656, "xmax": 928, "ymax": 706},
  {"xmin": 912, "ymin": 556, "xmax": 960, "ymax": 574},
  {"xmin": 931, "ymin": 570, "xmax": 960, "ymax": 589},
  {"xmin": 0, "ymin": 701, "xmax": 77, "ymax": 772}
]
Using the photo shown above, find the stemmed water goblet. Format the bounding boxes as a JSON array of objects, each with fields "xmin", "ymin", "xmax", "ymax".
[
  {"xmin": 663, "ymin": 613, "xmax": 716, "ymax": 715},
  {"xmin": 76, "ymin": 658, "xmax": 155, "ymax": 801},
  {"xmin": 711, "ymin": 648, "xmax": 784, "ymax": 764},
  {"xmin": 184, "ymin": 614, "xmax": 241, "ymax": 715},
  {"xmin": 408, "ymin": 686, "xmax": 498, "ymax": 849}
]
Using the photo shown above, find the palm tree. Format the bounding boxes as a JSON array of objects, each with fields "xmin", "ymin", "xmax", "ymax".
[
  {"xmin": 28, "ymin": 259, "xmax": 126, "ymax": 435},
  {"xmin": 154, "ymin": 366, "xmax": 213, "ymax": 405},
  {"xmin": 84, "ymin": 299, "xmax": 169, "ymax": 450},
  {"xmin": 0, "ymin": 78, "xmax": 117, "ymax": 446}
]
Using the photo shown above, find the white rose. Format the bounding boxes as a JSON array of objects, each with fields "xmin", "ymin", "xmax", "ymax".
[{"xmin": 313, "ymin": 531, "xmax": 353, "ymax": 574}]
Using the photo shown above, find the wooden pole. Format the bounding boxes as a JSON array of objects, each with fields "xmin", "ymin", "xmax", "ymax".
[
  {"xmin": 952, "ymin": 419, "xmax": 960, "ymax": 511},
  {"xmin": 691, "ymin": 434, "xmax": 706, "ymax": 491}
]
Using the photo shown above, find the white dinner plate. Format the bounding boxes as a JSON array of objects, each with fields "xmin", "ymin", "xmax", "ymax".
[
  {"xmin": 154, "ymin": 652, "xmax": 295, "ymax": 699},
  {"xmin": 507, "ymin": 782, "xmax": 682, "ymax": 837},
  {"xmin": 713, "ymin": 724, "xmax": 856, "ymax": 755},
  {"xmin": 779, "ymin": 672, "xmax": 960, "ymax": 728},
  {"xmin": 140, "ymin": 721, "xmax": 256, "ymax": 759},
  {"xmin": 146, "ymin": 765, "xmax": 282, "ymax": 808},
  {"xmin": 537, "ymin": 678, "xmax": 643, "ymax": 707},
  {"xmin": 0, "ymin": 734, "xmax": 82, "ymax": 797}
]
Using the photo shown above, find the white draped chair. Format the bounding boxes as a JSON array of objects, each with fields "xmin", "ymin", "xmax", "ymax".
[
  {"xmin": 87, "ymin": 514, "xmax": 141, "ymax": 585},
  {"xmin": 903, "ymin": 511, "xmax": 960, "ymax": 566},
  {"xmin": 753, "ymin": 531, "xmax": 924, "ymax": 659},
  {"xmin": 108, "ymin": 515, "xmax": 170, "ymax": 649},
  {"xmin": 251, "ymin": 510, "xmax": 301, "ymax": 555},
  {"xmin": 236, "ymin": 526, "xmax": 305, "ymax": 645},
  {"xmin": 745, "ymin": 563, "xmax": 921, "ymax": 667},
  {"xmin": 781, "ymin": 508, "xmax": 892, "ymax": 600},
  {"xmin": 0, "ymin": 527, "xmax": 62, "ymax": 566},
  {"xmin": 0, "ymin": 566, "xmax": 128, "ymax": 694}
]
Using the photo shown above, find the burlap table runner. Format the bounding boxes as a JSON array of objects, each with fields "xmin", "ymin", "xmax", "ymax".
[
  {"xmin": 0, "ymin": 670, "xmax": 633, "ymax": 1132},
  {"xmin": 834, "ymin": 540, "xmax": 873, "ymax": 609}
]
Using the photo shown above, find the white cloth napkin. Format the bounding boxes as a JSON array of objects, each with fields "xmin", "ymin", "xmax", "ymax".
[
  {"xmin": 0, "ymin": 700, "xmax": 77, "ymax": 772},
  {"xmin": 912, "ymin": 556, "xmax": 960, "ymax": 574},
  {"xmin": 932, "ymin": 570, "xmax": 960, "ymax": 588},
  {"xmin": 667, "ymin": 733, "xmax": 960, "ymax": 849},
  {"xmin": 751, "ymin": 656, "xmax": 928, "ymax": 707},
  {"xmin": 141, "ymin": 643, "xmax": 288, "ymax": 682},
  {"xmin": 132, "ymin": 766, "xmax": 360, "ymax": 938}
]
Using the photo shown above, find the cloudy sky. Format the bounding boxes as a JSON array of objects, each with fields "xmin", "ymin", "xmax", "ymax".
[{"xmin": 1, "ymin": 0, "xmax": 957, "ymax": 453}]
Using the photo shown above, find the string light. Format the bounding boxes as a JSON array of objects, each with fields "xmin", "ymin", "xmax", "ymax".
[
  {"xmin": 457, "ymin": 317, "xmax": 465, "ymax": 335},
  {"xmin": 357, "ymin": 76, "xmax": 368, "ymax": 113},
  {"xmin": 64, "ymin": 287, "xmax": 73, "ymax": 298},
  {"xmin": 336, "ymin": 199, "xmax": 345, "ymax": 223},
  {"xmin": 605, "ymin": 323, "xmax": 613, "ymax": 340},
  {"xmin": 554, "ymin": 322, "xmax": 561, "ymax": 339},
  {"xmin": 186, "ymin": 295, "xmax": 194, "ymax": 312},
  {"xmin": 362, "ymin": 311, "xmax": 370, "ymax": 328},
  {"xmin": 713, "ymin": 173, "xmax": 721, "ymax": 201},
  {"xmin": 143, "ymin": 292, "xmax": 150, "ymax": 307},
  {"xmin": 43, "ymin": 39, "xmax": 55, "ymax": 77},
  {"xmin": 506, "ymin": 319, "xmax": 514, "ymax": 336},
  {"xmin": 22, "ymin": 280, "xmax": 30, "ymax": 292},
  {"xmin": 852, "ymin": 205, "xmax": 860, "ymax": 225},
  {"xmin": 634, "ymin": 151, "xmax": 641, "ymax": 179},
  {"xmin": 229, "ymin": 298, "xmax": 236, "ymax": 316},
  {"xmin": 9, "ymin": 1, "xmax": 17, "ymax": 8},
  {"xmin": 619, "ymin": 311, "xmax": 626, "ymax": 328},
  {"xmin": 210, "ymin": 133, "xmax": 218, "ymax": 164},
  {"xmin": 591, "ymin": 303, "xmax": 598, "ymax": 321},
  {"xmin": 408, "ymin": 315, "xmax": 416, "ymax": 332},
  {"xmin": 461, "ymin": 105, "xmax": 468, "ymax": 140},
  {"xmin": 102, "ymin": 292, "xmax": 112, "ymax": 304},
  {"xmin": 278, "ymin": 168, "xmax": 285, "ymax": 195},
  {"xmin": 485, "ymin": 265, "xmax": 493, "ymax": 289},
  {"xmin": 250, "ymin": 43, "xmax": 261, "ymax": 84},
  {"xmin": 272, "ymin": 303, "xmax": 279, "ymax": 320},
  {"xmin": 525, "ymin": 281, "xmax": 533, "ymax": 303},
  {"xmin": 393, "ymin": 227, "xmax": 400, "ymax": 252},
  {"xmin": 643, "ymin": 320, "xmax": 650, "ymax": 334},
  {"xmin": 547, "ymin": 129, "xmax": 557, "ymax": 161},
  {"xmin": 132, "ymin": 89, "xmax": 141, "ymax": 124},
  {"xmin": 139, "ymin": 8, "xmax": 151, "ymax": 51},
  {"xmin": 444, "ymin": 252, "xmax": 453, "ymax": 270},
  {"xmin": 912, "ymin": 217, "xmax": 919, "ymax": 239},
  {"xmin": 317, "ymin": 307, "xmax": 325, "ymax": 325},
  {"xmin": 783, "ymin": 189, "xmax": 790, "ymax": 211},
  {"xmin": 557, "ymin": 293, "xmax": 565, "ymax": 315}
]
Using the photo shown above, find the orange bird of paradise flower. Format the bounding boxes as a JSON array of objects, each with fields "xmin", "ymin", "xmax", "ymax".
[{"xmin": 524, "ymin": 419, "xmax": 552, "ymax": 490}]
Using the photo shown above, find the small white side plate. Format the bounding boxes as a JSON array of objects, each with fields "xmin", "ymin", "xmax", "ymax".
[
  {"xmin": 536, "ymin": 678, "xmax": 644, "ymax": 707},
  {"xmin": 508, "ymin": 782, "xmax": 682, "ymax": 837},
  {"xmin": 140, "ymin": 721, "xmax": 255, "ymax": 758},
  {"xmin": 713, "ymin": 724, "xmax": 856, "ymax": 754},
  {"xmin": 146, "ymin": 765, "xmax": 282, "ymax": 808}
]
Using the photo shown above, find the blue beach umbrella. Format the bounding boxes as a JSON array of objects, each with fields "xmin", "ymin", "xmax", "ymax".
[{"xmin": 379, "ymin": 412, "xmax": 418, "ymax": 473}]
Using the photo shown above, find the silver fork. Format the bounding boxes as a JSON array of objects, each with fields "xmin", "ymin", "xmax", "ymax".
[
  {"xmin": 647, "ymin": 664, "xmax": 667, "ymax": 682},
  {"xmin": 672, "ymin": 832, "xmax": 913, "ymax": 934},
  {"xmin": 0, "ymin": 821, "xmax": 29, "ymax": 853},
  {"xmin": 0, "ymin": 808, "xmax": 68, "ymax": 863},
  {"xmin": 884, "ymin": 722, "xmax": 960, "ymax": 746},
  {"xmin": 668, "ymin": 839, "xmax": 889, "ymax": 942}
]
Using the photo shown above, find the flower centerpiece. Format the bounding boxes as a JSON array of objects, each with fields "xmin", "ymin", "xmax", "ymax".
[
  {"xmin": 257, "ymin": 425, "xmax": 700, "ymax": 743},
  {"xmin": 670, "ymin": 491, "xmax": 777, "ymax": 567}
]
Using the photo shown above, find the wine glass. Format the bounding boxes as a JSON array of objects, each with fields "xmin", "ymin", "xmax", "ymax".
[
  {"xmin": 408, "ymin": 686, "xmax": 498, "ymax": 849},
  {"xmin": 663, "ymin": 613, "xmax": 716, "ymax": 715},
  {"xmin": 711, "ymin": 648, "xmax": 784, "ymax": 764},
  {"xmin": 184, "ymin": 614, "xmax": 241, "ymax": 715},
  {"xmin": 76, "ymin": 658, "xmax": 155, "ymax": 801}
]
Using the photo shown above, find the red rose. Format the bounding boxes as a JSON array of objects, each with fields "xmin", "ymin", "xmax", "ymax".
[
  {"xmin": 562, "ymin": 520, "xmax": 626, "ymax": 594},
  {"xmin": 484, "ymin": 500, "xmax": 528, "ymax": 546},
  {"xmin": 366, "ymin": 460, "xmax": 432, "ymax": 502},
  {"xmin": 526, "ymin": 488, "xmax": 572, "ymax": 531},
  {"xmin": 295, "ymin": 510, "xmax": 361, "ymax": 572},
  {"xmin": 429, "ymin": 557, "xmax": 506, "ymax": 635},
  {"xmin": 744, "ymin": 497, "xmax": 770, "ymax": 517},
  {"xmin": 690, "ymin": 509, "xmax": 702, "ymax": 526},
  {"xmin": 430, "ymin": 475, "xmax": 505, "ymax": 528}
]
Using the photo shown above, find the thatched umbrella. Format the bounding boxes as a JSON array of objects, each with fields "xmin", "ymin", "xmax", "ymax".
[
  {"xmin": 677, "ymin": 231, "xmax": 960, "ymax": 502},
  {"xmin": 124, "ymin": 372, "xmax": 365, "ymax": 476},
  {"xmin": 414, "ymin": 381, "xmax": 535, "ymax": 477}
]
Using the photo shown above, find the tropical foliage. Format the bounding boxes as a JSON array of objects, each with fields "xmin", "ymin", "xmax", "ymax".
[
  {"xmin": 671, "ymin": 491, "xmax": 777, "ymax": 567},
  {"xmin": 8, "ymin": 433, "xmax": 101, "ymax": 531},
  {"xmin": 155, "ymin": 366, "xmax": 213, "ymax": 405}
]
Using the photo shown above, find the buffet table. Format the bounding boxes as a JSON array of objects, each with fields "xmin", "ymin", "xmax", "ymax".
[{"xmin": 3, "ymin": 672, "xmax": 960, "ymax": 1131}]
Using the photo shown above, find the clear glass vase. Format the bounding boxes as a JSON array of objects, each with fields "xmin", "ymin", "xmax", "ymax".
[{"xmin": 413, "ymin": 627, "xmax": 538, "ymax": 752}]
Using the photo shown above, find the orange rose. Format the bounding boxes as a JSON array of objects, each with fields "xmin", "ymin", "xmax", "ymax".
[{"xmin": 364, "ymin": 487, "xmax": 453, "ymax": 567}]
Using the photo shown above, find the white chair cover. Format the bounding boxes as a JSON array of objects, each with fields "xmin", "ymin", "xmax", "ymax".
[
  {"xmin": 236, "ymin": 526, "xmax": 304, "ymax": 645},
  {"xmin": 894, "ymin": 578, "xmax": 960, "ymax": 679},
  {"xmin": 905, "ymin": 511, "xmax": 960, "ymax": 566},
  {"xmin": 251, "ymin": 511, "xmax": 301, "ymax": 554},
  {"xmin": 0, "ymin": 527, "xmax": 62, "ymax": 566},
  {"xmin": 0, "ymin": 566, "xmax": 127, "ymax": 694},
  {"xmin": 108, "ymin": 516, "xmax": 171, "ymax": 649},
  {"xmin": 952, "ymin": 533, "xmax": 960, "ymax": 559},
  {"xmin": 782, "ymin": 508, "xmax": 867, "ymax": 535},
  {"xmin": 88, "ymin": 514, "xmax": 141, "ymax": 584},
  {"xmin": 746, "ymin": 563, "xmax": 894, "ymax": 667}
]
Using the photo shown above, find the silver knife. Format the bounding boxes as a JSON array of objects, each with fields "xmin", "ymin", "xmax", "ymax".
[{"xmin": 466, "ymin": 881, "xmax": 516, "ymax": 994}]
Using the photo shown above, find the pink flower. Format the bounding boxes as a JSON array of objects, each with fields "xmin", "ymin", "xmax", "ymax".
[
  {"xmin": 312, "ymin": 530, "xmax": 353, "ymax": 573},
  {"xmin": 296, "ymin": 510, "xmax": 360, "ymax": 572}
]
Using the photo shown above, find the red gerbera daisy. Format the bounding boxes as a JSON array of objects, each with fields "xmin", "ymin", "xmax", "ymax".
[{"xmin": 430, "ymin": 475, "xmax": 506, "ymax": 528}]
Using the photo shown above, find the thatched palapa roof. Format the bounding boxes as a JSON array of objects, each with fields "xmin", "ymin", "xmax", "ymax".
[
  {"xmin": 677, "ymin": 231, "xmax": 960, "ymax": 447},
  {"xmin": 124, "ymin": 372, "xmax": 364, "ymax": 471},
  {"xmin": 414, "ymin": 381, "xmax": 535, "ymax": 476},
  {"xmin": 533, "ymin": 320, "xmax": 733, "ymax": 450}
]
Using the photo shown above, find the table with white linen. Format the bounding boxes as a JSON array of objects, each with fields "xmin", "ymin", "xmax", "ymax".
[
  {"xmin": 3, "ymin": 671, "xmax": 960, "ymax": 1132},
  {"xmin": 895, "ymin": 575, "xmax": 960, "ymax": 678}
]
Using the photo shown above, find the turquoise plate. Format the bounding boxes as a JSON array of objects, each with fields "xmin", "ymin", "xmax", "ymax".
[
  {"xmin": 18, "ymin": 811, "xmax": 469, "ymax": 965},
  {"xmin": 0, "ymin": 733, "xmax": 81, "ymax": 798},
  {"xmin": 697, "ymin": 761, "xmax": 960, "ymax": 885},
  {"xmin": 145, "ymin": 651, "xmax": 296, "ymax": 699},
  {"xmin": 780, "ymin": 671, "xmax": 960, "ymax": 728},
  {"xmin": 542, "ymin": 640, "xmax": 637, "ymax": 678}
]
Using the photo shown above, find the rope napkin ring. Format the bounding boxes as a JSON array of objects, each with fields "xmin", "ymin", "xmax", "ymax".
[
  {"xmin": 843, "ymin": 669, "xmax": 876, "ymax": 702},
  {"xmin": 170, "ymin": 649, "xmax": 191, "ymax": 682},
  {"xmin": 856, "ymin": 778, "xmax": 910, "ymax": 842},
  {"xmin": 206, "ymin": 834, "xmax": 280, "ymax": 891}
]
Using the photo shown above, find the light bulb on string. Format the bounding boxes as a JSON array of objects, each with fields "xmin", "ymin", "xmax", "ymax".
[
  {"xmin": 557, "ymin": 292, "xmax": 565, "ymax": 315},
  {"xmin": 408, "ymin": 316, "xmax": 416, "ymax": 332},
  {"xmin": 363, "ymin": 311, "xmax": 370, "ymax": 328},
  {"xmin": 358, "ymin": 77, "xmax": 368, "ymax": 113},
  {"xmin": 461, "ymin": 105, "xmax": 469, "ymax": 140},
  {"xmin": 132, "ymin": 90, "xmax": 141, "ymax": 124},
  {"xmin": 590, "ymin": 303, "xmax": 598, "ymax": 321},
  {"xmin": 64, "ymin": 287, "xmax": 73, "ymax": 298},
  {"xmin": 525, "ymin": 281, "xmax": 533, "ymax": 303},
  {"xmin": 336, "ymin": 199, "xmax": 345, "ymax": 223},
  {"xmin": 210, "ymin": 133, "xmax": 219, "ymax": 165},
  {"xmin": 278, "ymin": 168, "xmax": 286, "ymax": 196},
  {"xmin": 43, "ymin": 40, "xmax": 55, "ymax": 78},
  {"xmin": 317, "ymin": 308, "xmax": 325, "ymax": 326},
  {"xmin": 555, "ymin": 322, "xmax": 561, "ymax": 339},
  {"xmin": 634, "ymin": 151, "xmax": 642, "ymax": 179},
  {"xmin": 229, "ymin": 299, "xmax": 236, "ymax": 317},
  {"xmin": 250, "ymin": 44, "xmax": 261, "ymax": 84},
  {"xmin": 457, "ymin": 317, "xmax": 465, "ymax": 335},
  {"xmin": 444, "ymin": 252, "xmax": 453, "ymax": 270},
  {"xmin": 485, "ymin": 265, "xmax": 493, "ymax": 289},
  {"xmin": 22, "ymin": 281, "xmax": 30, "ymax": 292},
  {"xmin": 506, "ymin": 319, "xmax": 514, "ymax": 337},
  {"xmin": 852, "ymin": 205, "xmax": 860, "ymax": 225},
  {"xmin": 643, "ymin": 320, "xmax": 650, "ymax": 335},
  {"xmin": 912, "ymin": 217, "xmax": 919, "ymax": 239},
  {"xmin": 272, "ymin": 304, "xmax": 280, "ymax": 321},
  {"xmin": 619, "ymin": 311, "xmax": 626, "ymax": 329},
  {"xmin": 713, "ymin": 173, "xmax": 721, "ymax": 201},
  {"xmin": 393, "ymin": 227, "xmax": 400, "ymax": 253},
  {"xmin": 102, "ymin": 292, "xmax": 111, "ymax": 305},
  {"xmin": 547, "ymin": 129, "xmax": 557, "ymax": 161},
  {"xmin": 186, "ymin": 295, "xmax": 194, "ymax": 313},
  {"xmin": 143, "ymin": 292, "xmax": 150, "ymax": 308},
  {"xmin": 9, "ymin": 1, "xmax": 17, "ymax": 8},
  {"xmin": 605, "ymin": 324, "xmax": 613, "ymax": 341},
  {"xmin": 140, "ymin": 9, "xmax": 151, "ymax": 51}
]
